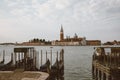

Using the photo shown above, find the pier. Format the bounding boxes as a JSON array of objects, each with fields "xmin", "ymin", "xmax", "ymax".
[
  {"xmin": 92, "ymin": 47, "xmax": 120, "ymax": 80},
  {"xmin": 14, "ymin": 47, "xmax": 37, "ymax": 71},
  {"xmin": 0, "ymin": 47, "xmax": 64, "ymax": 80}
]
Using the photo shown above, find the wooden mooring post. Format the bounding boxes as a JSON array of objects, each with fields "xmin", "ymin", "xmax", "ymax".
[
  {"xmin": 0, "ymin": 50, "xmax": 5, "ymax": 64},
  {"xmin": 41, "ymin": 50, "xmax": 42, "ymax": 66},
  {"xmin": 92, "ymin": 47, "xmax": 120, "ymax": 80}
]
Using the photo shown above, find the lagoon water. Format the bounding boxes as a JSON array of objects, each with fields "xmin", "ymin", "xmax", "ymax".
[{"xmin": 0, "ymin": 45, "xmax": 95, "ymax": 80}]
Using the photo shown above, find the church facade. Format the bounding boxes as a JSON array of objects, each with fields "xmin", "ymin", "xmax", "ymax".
[{"xmin": 52, "ymin": 25, "xmax": 87, "ymax": 46}]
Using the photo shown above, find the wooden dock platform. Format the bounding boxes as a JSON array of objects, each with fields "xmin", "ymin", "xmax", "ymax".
[
  {"xmin": 92, "ymin": 47, "xmax": 120, "ymax": 80},
  {"xmin": 0, "ymin": 70, "xmax": 49, "ymax": 80}
]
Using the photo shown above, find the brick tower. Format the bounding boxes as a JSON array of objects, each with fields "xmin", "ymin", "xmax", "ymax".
[{"xmin": 60, "ymin": 25, "xmax": 64, "ymax": 41}]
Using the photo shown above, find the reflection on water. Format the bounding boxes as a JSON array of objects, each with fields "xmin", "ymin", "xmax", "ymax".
[{"xmin": 0, "ymin": 45, "xmax": 95, "ymax": 80}]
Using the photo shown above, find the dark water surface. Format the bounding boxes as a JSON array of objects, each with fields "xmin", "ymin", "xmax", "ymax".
[{"xmin": 0, "ymin": 45, "xmax": 95, "ymax": 80}]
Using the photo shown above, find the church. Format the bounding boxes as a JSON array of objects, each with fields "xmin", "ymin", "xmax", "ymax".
[{"xmin": 52, "ymin": 25, "xmax": 87, "ymax": 46}]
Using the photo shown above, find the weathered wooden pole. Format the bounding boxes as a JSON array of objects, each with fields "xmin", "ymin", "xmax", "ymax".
[
  {"xmin": 103, "ymin": 73, "xmax": 106, "ymax": 80},
  {"xmin": 24, "ymin": 51, "xmax": 27, "ymax": 70},
  {"xmin": 46, "ymin": 51, "xmax": 47, "ymax": 62},
  {"xmin": 97, "ymin": 69, "xmax": 100, "ymax": 80},
  {"xmin": 116, "ymin": 53, "xmax": 119, "ymax": 67},
  {"xmin": 109, "ymin": 53, "xmax": 111, "ymax": 67},
  {"xmin": 113, "ymin": 53, "xmax": 115, "ymax": 67},
  {"xmin": 11, "ymin": 53, "xmax": 13, "ymax": 61},
  {"xmin": 30, "ymin": 49, "xmax": 33, "ymax": 59},
  {"xmin": 60, "ymin": 49, "xmax": 64, "ymax": 62},
  {"xmin": 118, "ymin": 53, "xmax": 120, "ymax": 67},
  {"xmin": 92, "ymin": 65, "xmax": 95, "ymax": 79},
  {"xmin": 14, "ymin": 52, "xmax": 17, "ymax": 67},
  {"xmin": 3, "ymin": 50, "xmax": 5, "ymax": 62},
  {"xmin": 99, "ymin": 70, "xmax": 102, "ymax": 80},
  {"xmin": 33, "ymin": 49, "xmax": 34, "ymax": 68},
  {"xmin": 18, "ymin": 53, "xmax": 20, "ymax": 67},
  {"xmin": 33, "ymin": 49, "xmax": 36, "ymax": 69},
  {"xmin": 107, "ymin": 75, "xmax": 112, "ymax": 80},
  {"xmin": 115, "ymin": 52, "xmax": 117, "ymax": 67},
  {"xmin": 50, "ymin": 47, "xmax": 53, "ymax": 65},
  {"xmin": 21, "ymin": 53, "xmax": 23, "ymax": 62},
  {"xmin": 57, "ymin": 51, "xmax": 58, "ymax": 61},
  {"xmin": 28, "ymin": 48, "xmax": 30, "ymax": 58},
  {"xmin": 34, "ymin": 51, "xmax": 37, "ymax": 69},
  {"xmin": 103, "ymin": 54, "xmax": 106, "ymax": 65},
  {"xmin": 20, "ymin": 53, "xmax": 23, "ymax": 66},
  {"xmin": 11, "ymin": 53, "xmax": 13, "ymax": 65},
  {"xmin": 41, "ymin": 50, "xmax": 42, "ymax": 66},
  {"xmin": 60, "ymin": 50, "xmax": 62, "ymax": 61},
  {"xmin": 106, "ymin": 53, "xmax": 109, "ymax": 66},
  {"xmin": 95, "ymin": 68, "xmax": 98, "ymax": 80},
  {"xmin": 29, "ymin": 49, "xmax": 31, "ymax": 58}
]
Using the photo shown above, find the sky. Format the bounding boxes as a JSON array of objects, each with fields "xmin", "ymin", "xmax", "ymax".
[{"xmin": 0, "ymin": 0, "xmax": 120, "ymax": 43}]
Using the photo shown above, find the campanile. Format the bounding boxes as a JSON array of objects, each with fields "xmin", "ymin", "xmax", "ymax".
[{"xmin": 60, "ymin": 25, "xmax": 64, "ymax": 41}]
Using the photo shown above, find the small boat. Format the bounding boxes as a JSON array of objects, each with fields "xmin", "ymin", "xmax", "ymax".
[
  {"xmin": 50, "ymin": 59, "xmax": 64, "ymax": 80},
  {"xmin": 50, "ymin": 58, "xmax": 59, "ymax": 79},
  {"xmin": 40, "ymin": 59, "xmax": 50, "ymax": 73},
  {"xmin": 0, "ymin": 59, "xmax": 4, "ymax": 64},
  {"xmin": 0, "ymin": 53, "xmax": 13, "ymax": 71}
]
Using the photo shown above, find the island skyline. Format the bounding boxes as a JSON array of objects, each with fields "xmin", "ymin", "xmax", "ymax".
[
  {"xmin": 0, "ymin": 0, "xmax": 120, "ymax": 43},
  {"xmin": 0, "ymin": 26, "xmax": 119, "ymax": 46}
]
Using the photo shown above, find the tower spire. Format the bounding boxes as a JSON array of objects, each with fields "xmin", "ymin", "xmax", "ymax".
[{"xmin": 60, "ymin": 24, "xmax": 63, "ymax": 32}]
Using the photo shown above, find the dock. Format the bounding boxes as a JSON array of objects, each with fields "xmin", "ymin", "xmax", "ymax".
[
  {"xmin": 0, "ymin": 70, "xmax": 49, "ymax": 80},
  {"xmin": 92, "ymin": 47, "xmax": 120, "ymax": 80},
  {"xmin": 0, "ymin": 47, "xmax": 64, "ymax": 80}
]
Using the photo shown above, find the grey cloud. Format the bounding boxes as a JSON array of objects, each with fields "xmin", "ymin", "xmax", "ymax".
[
  {"xmin": 0, "ymin": 0, "xmax": 120, "ymax": 42},
  {"xmin": 107, "ymin": 7, "xmax": 120, "ymax": 14}
]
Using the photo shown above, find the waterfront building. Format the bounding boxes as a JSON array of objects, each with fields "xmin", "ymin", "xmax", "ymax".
[
  {"xmin": 103, "ymin": 40, "xmax": 120, "ymax": 45},
  {"xmin": 52, "ymin": 25, "xmax": 86, "ymax": 46},
  {"xmin": 86, "ymin": 40, "xmax": 101, "ymax": 46}
]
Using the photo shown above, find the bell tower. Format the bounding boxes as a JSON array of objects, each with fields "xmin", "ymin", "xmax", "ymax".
[{"xmin": 60, "ymin": 25, "xmax": 64, "ymax": 41}]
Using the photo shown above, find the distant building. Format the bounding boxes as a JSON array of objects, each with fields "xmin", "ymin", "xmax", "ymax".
[
  {"xmin": 52, "ymin": 25, "xmax": 86, "ymax": 46},
  {"xmin": 86, "ymin": 40, "xmax": 101, "ymax": 46},
  {"xmin": 118, "ymin": 41, "xmax": 120, "ymax": 45},
  {"xmin": 103, "ymin": 40, "xmax": 120, "ymax": 45}
]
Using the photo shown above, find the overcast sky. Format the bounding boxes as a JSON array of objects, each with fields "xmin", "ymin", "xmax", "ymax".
[{"xmin": 0, "ymin": 0, "xmax": 120, "ymax": 43}]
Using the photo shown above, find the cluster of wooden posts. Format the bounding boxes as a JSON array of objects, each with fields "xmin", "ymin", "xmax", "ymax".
[
  {"xmin": 0, "ymin": 48, "xmax": 37, "ymax": 71},
  {"xmin": 0, "ymin": 47, "xmax": 64, "ymax": 80},
  {"xmin": 40, "ymin": 49, "xmax": 64, "ymax": 80},
  {"xmin": 92, "ymin": 47, "xmax": 120, "ymax": 80},
  {"xmin": 14, "ymin": 47, "xmax": 37, "ymax": 71}
]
